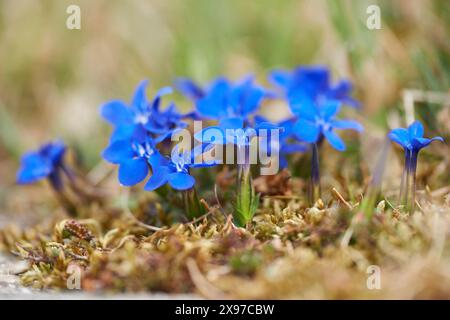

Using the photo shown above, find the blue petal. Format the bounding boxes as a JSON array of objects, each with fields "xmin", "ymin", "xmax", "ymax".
[
  {"xmin": 118, "ymin": 158, "xmax": 149, "ymax": 186},
  {"xmin": 167, "ymin": 172, "xmax": 195, "ymax": 190},
  {"xmin": 293, "ymin": 119, "xmax": 320, "ymax": 143},
  {"xmin": 219, "ymin": 117, "xmax": 244, "ymax": 130},
  {"xmin": 151, "ymin": 86, "xmax": 173, "ymax": 112},
  {"xmin": 323, "ymin": 130, "xmax": 346, "ymax": 151},
  {"xmin": 17, "ymin": 153, "xmax": 52, "ymax": 184},
  {"xmin": 331, "ymin": 120, "xmax": 364, "ymax": 132},
  {"xmin": 408, "ymin": 121, "xmax": 424, "ymax": 139},
  {"xmin": 110, "ymin": 125, "xmax": 135, "ymax": 142},
  {"xmin": 320, "ymin": 100, "xmax": 341, "ymax": 120},
  {"xmin": 144, "ymin": 166, "xmax": 169, "ymax": 191},
  {"xmin": 196, "ymin": 79, "xmax": 230, "ymax": 119},
  {"xmin": 174, "ymin": 78, "xmax": 204, "ymax": 101},
  {"xmin": 412, "ymin": 136, "xmax": 444, "ymax": 150},
  {"xmin": 388, "ymin": 128, "xmax": 409, "ymax": 149},
  {"xmin": 102, "ymin": 140, "xmax": 135, "ymax": 164},
  {"xmin": 238, "ymin": 79, "xmax": 265, "ymax": 115},
  {"xmin": 148, "ymin": 152, "xmax": 170, "ymax": 169},
  {"xmin": 131, "ymin": 80, "xmax": 149, "ymax": 112},
  {"xmin": 268, "ymin": 70, "xmax": 291, "ymax": 88},
  {"xmin": 289, "ymin": 97, "xmax": 317, "ymax": 120},
  {"xmin": 100, "ymin": 100, "xmax": 133, "ymax": 126}
]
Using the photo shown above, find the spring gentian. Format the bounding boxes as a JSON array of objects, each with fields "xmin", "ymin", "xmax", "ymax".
[
  {"xmin": 17, "ymin": 140, "xmax": 67, "ymax": 190},
  {"xmin": 289, "ymin": 100, "xmax": 363, "ymax": 204},
  {"xmin": 175, "ymin": 75, "xmax": 267, "ymax": 123},
  {"xmin": 100, "ymin": 80, "xmax": 185, "ymax": 143},
  {"xmin": 195, "ymin": 119, "xmax": 281, "ymax": 226},
  {"xmin": 145, "ymin": 145, "xmax": 217, "ymax": 219},
  {"xmin": 102, "ymin": 135, "xmax": 160, "ymax": 187},
  {"xmin": 269, "ymin": 65, "xmax": 360, "ymax": 109},
  {"xmin": 389, "ymin": 121, "xmax": 444, "ymax": 210},
  {"xmin": 292, "ymin": 101, "xmax": 363, "ymax": 151}
]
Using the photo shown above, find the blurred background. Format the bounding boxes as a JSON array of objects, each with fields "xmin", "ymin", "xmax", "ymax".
[{"xmin": 0, "ymin": 0, "xmax": 449, "ymax": 218}]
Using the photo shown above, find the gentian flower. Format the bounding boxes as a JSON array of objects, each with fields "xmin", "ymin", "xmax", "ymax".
[
  {"xmin": 195, "ymin": 117, "xmax": 280, "ymax": 227},
  {"xmin": 175, "ymin": 75, "xmax": 267, "ymax": 123},
  {"xmin": 100, "ymin": 80, "xmax": 185, "ymax": 143},
  {"xmin": 292, "ymin": 101, "xmax": 363, "ymax": 151},
  {"xmin": 102, "ymin": 135, "xmax": 160, "ymax": 187},
  {"xmin": 389, "ymin": 121, "xmax": 444, "ymax": 210},
  {"xmin": 17, "ymin": 140, "xmax": 67, "ymax": 190},
  {"xmin": 389, "ymin": 121, "xmax": 444, "ymax": 155},
  {"xmin": 269, "ymin": 65, "xmax": 360, "ymax": 109},
  {"xmin": 145, "ymin": 144, "xmax": 217, "ymax": 219},
  {"xmin": 288, "ymin": 98, "xmax": 363, "ymax": 204},
  {"xmin": 145, "ymin": 145, "xmax": 216, "ymax": 192}
]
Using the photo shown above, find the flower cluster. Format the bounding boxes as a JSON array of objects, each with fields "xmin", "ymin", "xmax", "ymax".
[
  {"xmin": 101, "ymin": 81, "xmax": 212, "ymax": 195},
  {"xmin": 17, "ymin": 66, "xmax": 368, "ymax": 223}
]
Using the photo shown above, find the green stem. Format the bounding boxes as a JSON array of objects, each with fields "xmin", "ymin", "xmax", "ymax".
[
  {"xmin": 183, "ymin": 187, "xmax": 205, "ymax": 220},
  {"xmin": 309, "ymin": 143, "xmax": 321, "ymax": 205},
  {"xmin": 234, "ymin": 144, "xmax": 258, "ymax": 227}
]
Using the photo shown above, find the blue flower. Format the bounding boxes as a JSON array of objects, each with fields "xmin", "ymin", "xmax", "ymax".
[
  {"xmin": 100, "ymin": 80, "xmax": 185, "ymax": 143},
  {"xmin": 175, "ymin": 75, "xmax": 267, "ymax": 122},
  {"xmin": 389, "ymin": 121, "xmax": 444, "ymax": 153},
  {"xmin": 269, "ymin": 65, "xmax": 360, "ymax": 109},
  {"xmin": 17, "ymin": 140, "xmax": 66, "ymax": 189},
  {"xmin": 291, "ymin": 101, "xmax": 363, "ymax": 151},
  {"xmin": 273, "ymin": 118, "xmax": 308, "ymax": 168},
  {"xmin": 102, "ymin": 136, "xmax": 160, "ymax": 187},
  {"xmin": 145, "ymin": 145, "xmax": 217, "ymax": 191}
]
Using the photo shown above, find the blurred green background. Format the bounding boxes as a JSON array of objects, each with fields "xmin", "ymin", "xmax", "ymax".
[{"xmin": 0, "ymin": 0, "xmax": 448, "ymax": 190}]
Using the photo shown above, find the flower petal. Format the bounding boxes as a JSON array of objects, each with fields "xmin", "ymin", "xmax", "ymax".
[
  {"xmin": 102, "ymin": 140, "xmax": 135, "ymax": 164},
  {"xmin": 168, "ymin": 172, "xmax": 195, "ymax": 190},
  {"xmin": 388, "ymin": 128, "xmax": 409, "ymax": 149},
  {"xmin": 196, "ymin": 79, "xmax": 230, "ymax": 119},
  {"xmin": 268, "ymin": 70, "xmax": 291, "ymax": 88},
  {"xmin": 293, "ymin": 119, "xmax": 320, "ymax": 143},
  {"xmin": 131, "ymin": 80, "xmax": 149, "ymax": 112},
  {"xmin": 320, "ymin": 100, "xmax": 341, "ymax": 120},
  {"xmin": 331, "ymin": 119, "xmax": 364, "ymax": 132},
  {"xmin": 413, "ymin": 136, "xmax": 444, "ymax": 150},
  {"xmin": 219, "ymin": 117, "xmax": 244, "ymax": 130},
  {"xmin": 408, "ymin": 121, "xmax": 424, "ymax": 139},
  {"xmin": 174, "ymin": 78, "xmax": 204, "ymax": 101},
  {"xmin": 100, "ymin": 100, "xmax": 133, "ymax": 126},
  {"xmin": 144, "ymin": 166, "xmax": 169, "ymax": 191},
  {"xmin": 17, "ymin": 153, "xmax": 52, "ymax": 184},
  {"xmin": 118, "ymin": 158, "xmax": 149, "ymax": 186},
  {"xmin": 289, "ymin": 97, "xmax": 317, "ymax": 120},
  {"xmin": 323, "ymin": 130, "xmax": 346, "ymax": 151}
]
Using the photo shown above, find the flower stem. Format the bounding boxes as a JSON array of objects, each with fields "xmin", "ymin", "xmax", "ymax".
[
  {"xmin": 309, "ymin": 143, "xmax": 321, "ymax": 205},
  {"xmin": 398, "ymin": 151, "xmax": 409, "ymax": 205},
  {"xmin": 407, "ymin": 151, "xmax": 418, "ymax": 212},
  {"xmin": 235, "ymin": 145, "xmax": 258, "ymax": 227},
  {"xmin": 399, "ymin": 150, "xmax": 419, "ymax": 212},
  {"xmin": 183, "ymin": 187, "xmax": 205, "ymax": 220}
]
